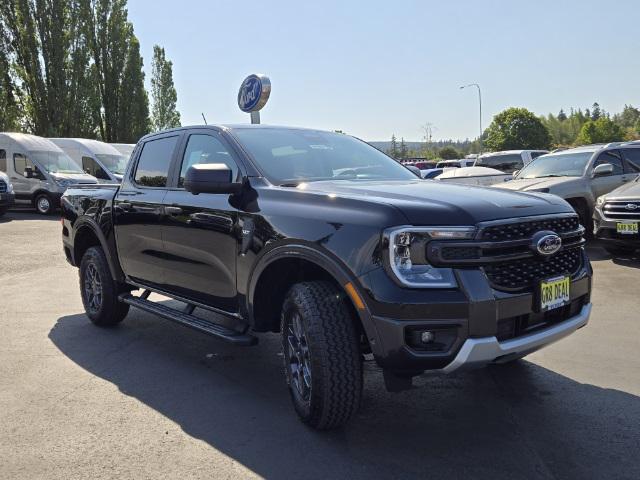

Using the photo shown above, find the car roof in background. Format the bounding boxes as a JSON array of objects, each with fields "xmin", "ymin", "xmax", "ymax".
[
  {"xmin": 50, "ymin": 138, "xmax": 122, "ymax": 155},
  {"xmin": 0, "ymin": 132, "xmax": 64, "ymax": 152}
]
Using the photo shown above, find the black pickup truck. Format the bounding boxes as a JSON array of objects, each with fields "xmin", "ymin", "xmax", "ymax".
[{"xmin": 62, "ymin": 125, "xmax": 592, "ymax": 429}]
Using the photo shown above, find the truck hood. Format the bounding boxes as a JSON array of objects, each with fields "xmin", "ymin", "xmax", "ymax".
[
  {"xmin": 493, "ymin": 176, "xmax": 580, "ymax": 192},
  {"xmin": 603, "ymin": 179, "xmax": 640, "ymax": 200},
  {"xmin": 299, "ymin": 180, "xmax": 572, "ymax": 225},
  {"xmin": 50, "ymin": 172, "xmax": 98, "ymax": 184}
]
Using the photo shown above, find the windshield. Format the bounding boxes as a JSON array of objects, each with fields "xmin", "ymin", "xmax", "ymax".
[
  {"xmin": 476, "ymin": 154, "xmax": 522, "ymax": 173},
  {"xmin": 516, "ymin": 151, "xmax": 594, "ymax": 179},
  {"xmin": 232, "ymin": 129, "xmax": 416, "ymax": 184},
  {"xmin": 95, "ymin": 153, "xmax": 128, "ymax": 175},
  {"xmin": 111, "ymin": 144, "xmax": 134, "ymax": 158},
  {"xmin": 30, "ymin": 151, "xmax": 83, "ymax": 174}
]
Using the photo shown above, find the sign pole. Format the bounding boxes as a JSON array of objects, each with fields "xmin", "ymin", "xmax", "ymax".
[{"xmin": 250, "ymin": 111, "xmax": 260, "ymax": 125}]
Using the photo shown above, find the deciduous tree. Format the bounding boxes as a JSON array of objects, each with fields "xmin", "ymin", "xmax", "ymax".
[{"xmin": 484, "ymin": 107, "xmax": 551, "ymax": 151}]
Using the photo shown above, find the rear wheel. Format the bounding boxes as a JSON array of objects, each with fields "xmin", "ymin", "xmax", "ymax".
[
  {"xmin": 79, "ymin": 246, "xmax": 129, "ymax": 326},
  {"xmin": 34, "ymin": 193, "xmax": 54, "ymax": 215},
  {"xmin": 281, "ymin": 281, "xmax": 362, "ymax": 430}
]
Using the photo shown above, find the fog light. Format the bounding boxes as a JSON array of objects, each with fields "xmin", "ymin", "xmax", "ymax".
[{"xmin": 421, "ymin": 331, "xmax": 435, "ymax": 343}]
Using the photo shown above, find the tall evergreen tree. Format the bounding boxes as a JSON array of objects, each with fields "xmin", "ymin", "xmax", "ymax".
[
  {"xmin": 83, "ymin": 0, "xmax": 149, "ymax": 142},
  {"xmin": 388, "ymin": 134, "xmax": 398, "ymax": 158},
  {"xmin": 0, "ymin": 19, "xmax": 21, "ymax": 130},
  {"xmin": 557, "ymin": 109, "xmax": 567, "ymax": 122},
  {"xmin": 150, "ymin": 45, "xmax": 181, "ymax": 132},
  {"xmin": 591, "ymin": 102, "xmax": 601, "ymax": 121},
  {"xmin": 0, "ymin": 0, "xmax": 98, "ymax": 136}
]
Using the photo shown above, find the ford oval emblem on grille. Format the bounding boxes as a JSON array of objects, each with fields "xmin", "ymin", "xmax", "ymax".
[
  {"xmin": 626, "ymin": 203, "xmax": 639, "ymax": 210},
  {"xmin": 531, "ymin": 231, "xmax": 562, "ymax": 256}
]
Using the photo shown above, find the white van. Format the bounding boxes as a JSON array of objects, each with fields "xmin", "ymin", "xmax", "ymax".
[
  {"xmin": 109, "ymin": 143, "xmax": 135, "ymax": 160},
  {"xmin": 0, "ymin": 133, "xmax": 97, "ymax": 214},
  {"xmin": 50, "ymin": 138, "xmax": 128, "ymax": 183},
  {"xmin": 474, "ymin": 150, "xmax": 548, "ymax": 173}
]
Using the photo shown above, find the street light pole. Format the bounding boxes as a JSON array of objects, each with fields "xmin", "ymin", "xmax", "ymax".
[{"xmin": 460, "ymin": 83, "xmax": 482, "ymax": 153}]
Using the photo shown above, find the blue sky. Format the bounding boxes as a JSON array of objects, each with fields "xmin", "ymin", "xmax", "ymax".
[{"xmin": 128, "ymin": 0, "xmax": 639, "ymax": 141}]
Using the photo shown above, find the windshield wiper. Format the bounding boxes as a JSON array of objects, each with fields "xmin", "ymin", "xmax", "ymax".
[
  {"xmin": 279, "ymin": 182, "xmax": 300, "ymax": 187},
  {"xmin": 535, "ymin": 174, "xmax": 567, "ymax": 178}
]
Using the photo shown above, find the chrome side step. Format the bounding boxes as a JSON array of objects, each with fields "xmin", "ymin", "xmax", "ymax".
[{"xmin": 119, "ymin": 292, "xmax": 258, "ymax": 346}]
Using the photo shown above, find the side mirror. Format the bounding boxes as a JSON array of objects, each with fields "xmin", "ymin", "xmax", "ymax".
[
  {"xmin": 24, "ymin": 166, "xmax": 33, "ymax": 178},
  {"xmin": 592, "ymin": 163, "xmax": 614, "ymax": 178},
  {"xmin": 184, "ymin": 163, "xmax": 242, "ymax": 195},
  {"xmin": 405, "ymin": 165, "xmax": 422, "ymax": 177}
]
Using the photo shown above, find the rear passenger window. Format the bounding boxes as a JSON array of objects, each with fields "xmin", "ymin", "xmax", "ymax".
[
  {"xmin": 594, "ymin": 150, "xmax": 624, "ymax": 175},
  {"xmin": 178, "ymin": 134, "xmax": 239, "ymax": 187},
  {"xmin": 0, "ymin": 150, "xmax": 6, "ymax": 172},
  {"xmin": 134, "ymin": 136, "xmax": 178, "ymax": 187},
  {"xmin": 622, "ymin": 148, "xmax": 640, "ymax": 172}
]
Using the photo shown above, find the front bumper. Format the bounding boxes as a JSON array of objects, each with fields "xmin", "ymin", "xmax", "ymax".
[
  {"xmin": 441, "ymin": 303, "xmax": 590, "ymax": 373},
  {"xmin": 357, "ymin": 249, "xmax": 592, "ymax": 374},
  {"xmin": 0, "ymin": 191, "xmax": 15, "ymax": 208},
  {"xmin": 593, "ymin": 206, "xmax": 640, "ymax": 246}
]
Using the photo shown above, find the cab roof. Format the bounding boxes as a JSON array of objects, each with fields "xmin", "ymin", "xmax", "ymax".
[{"xmin": 49, "ymin": 138, "xmax": 121, "ymax": 155}]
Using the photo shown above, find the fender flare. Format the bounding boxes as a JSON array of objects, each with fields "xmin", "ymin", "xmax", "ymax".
[
  {"xmin": 73, "ymin": 217, "xmax": 125, "ymax": 282},
  {"xmin": 247, "ymin": 243, "xmax": 380, "ymax": 346}
]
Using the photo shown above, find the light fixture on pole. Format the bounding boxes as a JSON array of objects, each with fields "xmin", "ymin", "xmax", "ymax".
[{"xmin": 460, "ymin": 83, "xmax": 482, "ymax": 153}]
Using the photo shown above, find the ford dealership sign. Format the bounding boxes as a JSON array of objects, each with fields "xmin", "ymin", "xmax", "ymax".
[{"xmin": 238, "ymin": 74, "xmax": 271, "ymax": 113}]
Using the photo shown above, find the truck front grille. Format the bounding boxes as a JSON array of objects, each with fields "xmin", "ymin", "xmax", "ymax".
[
  {"xmin": 603, "ymin": 202, "xmax": 640, "ymax": 221},
  {"xmin": 483, "ymin": 247, "xmax": 582, "ymax": 291},
  {"xmin": 0, "ymin": 180, "xmax": 6, "ymax": 193},
  {"xmin": 427, "ymin": 214, "xmax": 586, "ymax": 292}
]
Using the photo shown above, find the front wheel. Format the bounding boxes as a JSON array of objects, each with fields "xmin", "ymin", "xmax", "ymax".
[
  {"xmin": 281, "ymin": 281, "xmax": 362, "ymax": 430},
  {"xmin": 79, "ymin": 246, "xmax": 129, "ymax": 326},
  {"xmin": 34, "ymin": 193, "xmax": 54, "ymax": 215}
]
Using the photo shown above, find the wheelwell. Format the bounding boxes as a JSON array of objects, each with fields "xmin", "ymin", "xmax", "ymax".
[
  {"xmin": 251, "ymin": 257, "xmax": 364, "ymax": 338},
  {"xmin": 565, "ymin": 197, "xmax": 589, "ymax": 220},
  {"xmin": 74, "ymin": 226, "xmax": 101, "ymax": 266},
  {"xmin": 31, "ymin": 189, "xmax": 52, "ymax": 203}
]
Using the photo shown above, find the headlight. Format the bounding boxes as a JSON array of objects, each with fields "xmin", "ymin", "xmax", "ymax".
[
  {"xmin": 54, "ymin": 178, "xmax": 73, "ymax": 187},
  {"xmin": 385, "ymin": 226, "xmax": 476, "ymax": 288},
  {"xmin": 596, "ymin": 195, "xmax": 605, "ymax": 206}
]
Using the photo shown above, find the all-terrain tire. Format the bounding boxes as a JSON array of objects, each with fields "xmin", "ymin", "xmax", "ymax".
[
  {"xmin": 281, "ymin": 281, "xmax": 362, "ymax": 430},
  {"xmin": 79, "ymin": 246, "xmax": 129, "ymax": 326}
]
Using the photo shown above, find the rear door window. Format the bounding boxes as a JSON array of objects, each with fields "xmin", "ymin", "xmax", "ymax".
[
  {"xmin": 476, "ymin": 154, "xmax": 523, "ymax": 173},
  {"xmin": 134, "ymin": 136, "xmax": 179, "ymax": 187}
]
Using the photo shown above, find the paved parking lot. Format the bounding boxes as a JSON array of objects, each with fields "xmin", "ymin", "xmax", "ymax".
[{"xmin": 1, "ymin": 209, "xmax": 639, "ymax": 480}]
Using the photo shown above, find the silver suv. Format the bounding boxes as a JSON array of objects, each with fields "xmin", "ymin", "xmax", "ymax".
[{"xmin": 493, "ymin": 142, "xmax": 640, "ymax": 229}]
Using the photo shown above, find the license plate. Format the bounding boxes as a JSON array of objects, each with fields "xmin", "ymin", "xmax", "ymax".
[
  {"xmin": 616, "ymin": 222, "xmax": 638, "ymax": 235},
  {"xmin": 540, "ymin": 276, "xmax": 570, "ymax": 311}
]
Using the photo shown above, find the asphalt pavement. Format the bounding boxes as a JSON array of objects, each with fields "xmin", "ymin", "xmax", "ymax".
[{"xmin": 1, "ymin": 209, "xmax": 639, "ymax": 480}]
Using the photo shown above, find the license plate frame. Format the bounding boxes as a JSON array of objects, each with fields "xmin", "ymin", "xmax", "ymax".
[
  {"xmin": 539, "ymin": 275, "xmax": 571, "ymax": 312},
  {"xmin": 616, "ymin": 222, "xmax": 639, "ymax": 235}
]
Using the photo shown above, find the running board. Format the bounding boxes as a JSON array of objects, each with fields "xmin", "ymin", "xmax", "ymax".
[{"xmin": 119, "ymin": 293, "xmax": 257, "ymax": 346}]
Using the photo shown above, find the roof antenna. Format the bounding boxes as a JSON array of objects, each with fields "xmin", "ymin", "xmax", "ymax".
[{"xmin": 201, "ymin": 113, "xmax": 208, "ymax": 125}]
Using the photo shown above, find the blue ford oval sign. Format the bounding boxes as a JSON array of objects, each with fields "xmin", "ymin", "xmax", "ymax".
[{"xmin": 238, "ymin": 74, "xmax": 271, "ymax": 113}]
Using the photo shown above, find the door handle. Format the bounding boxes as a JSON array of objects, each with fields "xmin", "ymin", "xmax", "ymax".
[
  {"xmin": 164, "ymin": 206, "xmax": 183, "ymax": 215},
  {"xmin": 118, "ymin": 201, "xmax": 132, "ymax": 211}
]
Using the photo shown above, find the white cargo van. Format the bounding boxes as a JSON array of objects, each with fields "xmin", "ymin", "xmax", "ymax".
[
  {"xmin": 109, "ymin": 143, "xmax": 135, "ymax": 160},
  {"xmin": 0, "ymin": 133, "xmax": 97, "ymax": 214},
  {"xmin": 50, "ymin": 138, "xmax": 128, "ymax": 183}
]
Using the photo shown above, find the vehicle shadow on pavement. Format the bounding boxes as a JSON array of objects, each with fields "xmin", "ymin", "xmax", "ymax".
[
  {"xmin": 3, "ymin": 210, "xmax": 60, "ymax": 222},
  {"xmin": 49, "ymin": 310, "xmax": 640, "ymax": 480},
  {"xmin": 586, "ymin": 242, "xmax": 640, "ymax": 268}
]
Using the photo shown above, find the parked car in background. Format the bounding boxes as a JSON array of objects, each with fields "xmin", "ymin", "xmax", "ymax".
[
  {"xmin": 0, "ymin": 170, "xmax": 15, "ymax": 217},
  {"xmin": 62, "ymin": 124, "xmax": 591, "ymax": 429},
  {"xmin": 50, "ymin": 138, "xmax": 128, "ymax": 183},
  {"xmin": 493, "ymin": 143, "xmax": 640, "ymax": 229},
  {"xmin": 435, "ymin": 159, "xmax": 475, "ymax": 168},
  {"xmin": 110, "ymin": 143, "xmax": 136, "ymax": 160},
  {"xmin": 413, "ymin": 160, "xmax": 437, "ymax": 170},
  {"xmin": 0, "ymin": 133, "xmax": 97, "ymax": 214},
  {"xmin": 421, "ymin": 167, "xmax": 444, "ymax": 179},
  {"xmin": 475, "ymin": 150, "xmax": 548, "ymax": 174},
  {"xmin": 436, "ymin": 166, "xmax": 512, "ymax": 186},
  {"xmin": 593, "ymin": 176, "xmax": 640, "ymax": 255}
]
